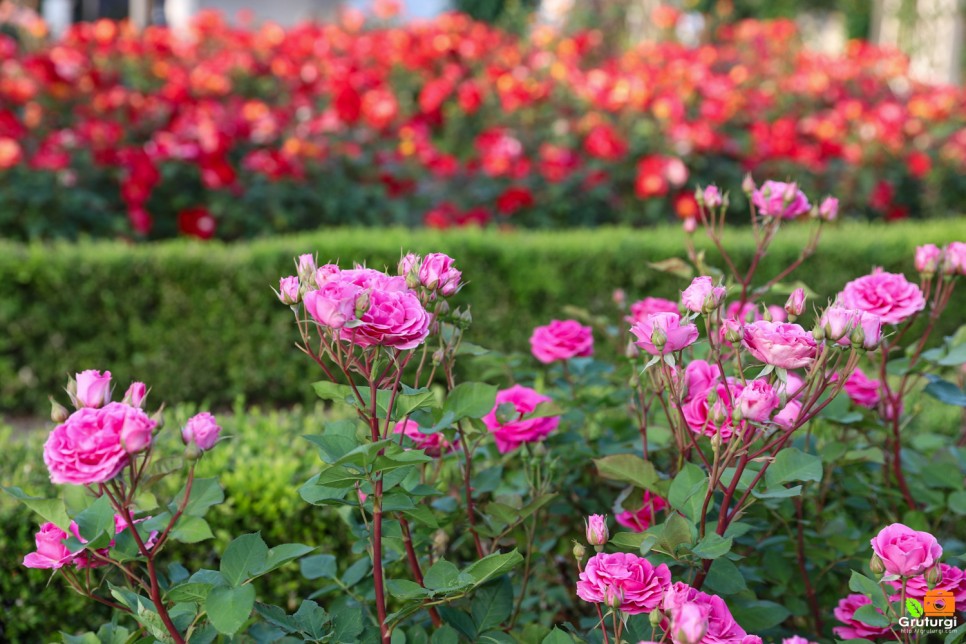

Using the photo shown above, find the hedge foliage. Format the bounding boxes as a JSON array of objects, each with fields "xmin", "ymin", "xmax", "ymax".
[{"xmin": 3, "ymin": 220, "xmax": 965, "ymax": 414}]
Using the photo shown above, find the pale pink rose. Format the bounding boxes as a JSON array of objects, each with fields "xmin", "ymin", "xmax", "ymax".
[
  {"xmin": 821, "ymin": 306, "xmax": 858, "ymax": 341},
  {"xmin": 585, "ymin": 514, "xmax": 609, "ymax": 546},
  {"xmin": 482, "ymin": 385, "xmax": 560, "ymax": 453},
  {"xmin": 838, "ymin": 268, "xmax": 925, "ymax": 325},
  {"xmin": 342, "ymin": 288, "xmax": 431, "ymax": 350},
  {"xmin": 845, "ymin": 368, "xmax": 881, "ymax": 408},
  {"xmin": 530, "ymin": 320, "xmax": 594, "ymax": 364},
  {"xmin": 44, "ymin": 403, "xmax": 134, "ymax": 485},
  {"xmin": 418, "ymin": 252, "xmax": 462, "ymax": 295},
  {"xmin": 944, "ymin": 241, "xmax": 966, "ymax": 275},
  {"xmin": 75, "ymin": 369, "xmax": 112, "ymax": 408},
  {"xmin": 314, "ymin": 264, "xmax": 342, "ymax": 288},
  {"xmin": 742, "ymin": 320, "xmax": 817, "ymax": 370},
  {"xmin": 631, "ymin": 312, "xmax": 699, "ymax": 356},
  {"xmin": 665, "ymin": 157, "xmax": 689, "ymax": 187},
  {"xmin": 683, "ymin": 360, "xmax": 721, "ymax": 399},
  {"xmin": 662, "ymin": 582, "xmax": 749, "ymax": 642},
  {"xmin": 915, "ymin": 244, "xmax": 941, "ymax": 274},
  {"xmin": 832, "ymin": 594, "xmax": 892, "ymax": 640},
  {"xmin": 182, "ymin": 412, "xmax": 221, "ymax": 451},
  {"xmin": 626, "ymin": 297, "xmax": 679, "ymax": 324},
  {"xmin": 752, "ymin": 180, "xmax": 810, "ymax": 219},
  {"xmin": 393, "ymin": 419, "xmax": 451, "ymax": 457},
  {"xmin": 736, "ymin": 379, "xmax": 779, "ymax": 422},
  {"xmin": 297, "ymin": 253, "xmax": 316, "ymax": 276},
  {"xmin": 397, "ymin": 253, "xmax": 420, "ymax": 277},
  {"xmin": 278, "ymin": 275, "xmax": 300, "ymax": 305},
  {"xmin": 854, "ymin": 311, "xmax": 884, "ymax": 350},
  {"xmin": 871, "ymin": 523, "xmax": 942, "ymax": 577},
  {"xmin": 615, "ymin": 491, "xmax": 668, "ymax": 532},
  {"xmin": 773, "ymin": 400, "xmax": 802, "ymax": 430},
  {"xmin": 681, "ymin": 276, "xmax": 726, "ymax": 314},
  {"xmin": 303, "ymin": 281, "xmax": 362, "ymax": 330},
  {"xmin": 576, "ymin": 552, "xmax": 671, "ymax": 614},
  {"xmin": 671, "ymin": 602, "xmax": 708, "ymax": 644},
  {"xmin": 703, "ymin": 185, "xmax": 722, "ymax": 208},
  {"xmin": 122, "ymin": 382, "xmax": 147, "ymax": 408},
  {"xmin": 818, "ymin": 196, "xmax": 839, "ymax": 221},
  {"xmin": 683, "ymin": 381, "xmax": 743, "ymax": 441},
  {"xmin": 683, "ymin": 217, "xmax": 698, "ymax": 234},
  {"xmin": 23, "ymin": 522, "xmax": 76, "ymax": 569},
  {"xmin": 784, "ymin": 288, "xmax": 806, "ymax": 317},
  {"xmin": 887, "ymin": 563, "xmax": 966, "ymax": 609},
  {"xmin": 118, "ymin": 403, "xmax": 157, "ymax": 454}
]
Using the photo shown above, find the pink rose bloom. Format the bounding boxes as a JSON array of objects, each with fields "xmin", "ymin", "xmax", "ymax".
[
  {"xmin": 845, "ymin": 368, "xmax": 881, "ymax": 409},
  {"xmin": 853, "ymin": 311, "xmax": 884, "ymax": 350},
  {"xmin": 75, "ymin": 369, "xmax": 112, "ymax": 408},
  {"xmin": 915, "ymin": 244, "xmax": 941, "ymax": 274},
  {"xmin": 483, "ymin": 385, "xmax": 560, "ymax": 453},
  {"xmin": 821, "ymin": 306, "xmax": 858, "ymax": 341},
  {"xmin": 681, "ymin": 276, "xmax": 726, "ymax": 314},
  {"xmin": 278, "ymin": 275, "xmax": 300, "ymax": 305},
  {"xmin": 182, "ymin": 412, "xmax": 221, "ymax": 451},
  {"xmin": 871, "ymin": 523, "xmax": 942, "ymax": 577},
  {"xmin": 662, "ymin": 582, "xmax": 749, "ymax": 643},
  {"xmin": 752, "ymin": 180, "xmax": 811, "ymax": 219},
  {"xmin": 342, "ymin": 288, "xmax": 431, "ymax": 350},
  {"xmin": 117, "ymin": 403, "xmax": 157, "ymax": 454},
  {"xmin": 44, "ymin": 403, "xmax": 134, "ymax": 485},
  {"xmin": 303, "ymin": 281, "xmax": 362, "ymax": 330},
  {"xmin": 297, "ymin": 253, "xmax": 316, "ymax": 276},
  {"xmin": 783, "ymin": 637, "xmax": 818, "ymax": 644},
  {"xmin": 832, "ymin": 594, "xmax": 893, "ymax": 640},
  {"xmin": 576, "ymin": 551, "xmax": 671, "ymax": 614},
  {"xmin": 784, "ymin": 288, "xmax": 806, "ymax": 317},
  {"xmin": 773, "ymin": 400, "xmax": 802, "ymax": 430},
  {"xmin": 945, "ymin": 241, "xmax": 966, "ymax": 275},
  {"xmin": 339, "ymin": 267, "xmax": 407, "ymax": 292},
  {"xmin": 736, "ymin": 379, "xmax": 779, "ymax": 422},
  {"xmin": 23, "ymin": 522, "xmax": 76, "ymax": 569},
  {"xmin": 314, "ymin": 264, "xmax": 342, "ymax": 288},
  {"xmin": 631, "ymin": 312, "xmax": 699, "ymax": 356},
  {"xmin": 397, "ymin": 253, "xmax": 420, "ymax": 277},
  {"xmin": 626, "ymin": 297, "xmax": 679, "ymax": 324},
  {"xmin": 671, "ymin": 602, "xmax": 708, "ymax": 643},
  {"xmin": 818, "ymin": 196, "xmax": 839, "ymax": 221},
  {"xmin": 122, "ymin": 382, "xmax": 147, "ymax": 408},
  {"xmin": 887, "ymin": 563, "xmax": 966, "ymax": 609},
  {"xmin": 683, "ymin": 381, "xmax": 743, "ymax": 441},
  {"xmin": 418, "ymin": 252, "xmax": 462, "ymax": 295},
  {"xmin": 742, "ymin": 320, "xmax": 817, "ymax": 370},
  {"xmin": 530, "ymin": 320, "xmax": 594, "ymax": 364},
  {"xmin": 703, "ymin": 185, "xmax": 722, "ymax": 208},
  {"xmin": 838, "ymin": 269, "xmax": 925, "ymax": 325},
  {"xmin": 615, "ymin": 491, "xmax": 668, "ymax": 532},
  {"xmin": 684, "ymin": 360, "xmax": 721, "ymax": 399},
  {"xmin": 393, "ymin": 420, "xmax": 451, "ymax": 457},
  {"xmin": 585, "ymin": 514, "xmax": 609, "ymax": 546}
]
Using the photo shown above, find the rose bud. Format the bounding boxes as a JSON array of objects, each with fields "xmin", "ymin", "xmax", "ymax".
[
  {"xmin": 277, "ymin": 275, "xmax": 301, "ymax": 305},
  {"xmin": 122, "ymin": 382, "xmax": 147, "ymax": 408},
  {"xmin": 818, "ymin": 196, "xmax": 839, "ymax": 221},
  {"xmin": 785, "ymin": 288, "xmax": 806, "ymax": 318},
  {"xmin": 181, "ymin": 412, "xmax": 222, "ymax": 452},
  {"xmin": 75, "ymin": 370, "xmax": 112, "ymax": 409},
  {"xmin": 585, "ymin": 514, "xmax": 609, "ymax": 547}
]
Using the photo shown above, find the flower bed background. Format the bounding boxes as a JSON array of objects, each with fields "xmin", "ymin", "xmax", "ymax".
[
  {"xmin": 3, "ymin": 221, "xmax": 965, "ymax": 415},
  {"xmin": 1, "ymin": 13, "xmax": 966, "ymax": 241}
]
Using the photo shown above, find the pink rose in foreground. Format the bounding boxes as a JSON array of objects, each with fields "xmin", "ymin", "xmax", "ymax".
[
  {"xmin": 23, "ymin": 522, "xmax": 76, "ymax": 569},
  {"xmin": 585, "ymin": 514, "xmax": 609, "ymax": 546},
  {"xmin": 44, "ymin": 403, "xmax": 133, "ymax": 485},
  {"xmin": 838, "ymin": 268, "xmax": 925, "ymax": 325},
  {"xmin": 736, "ymin": 379, "xmax": 779, "ymax": 422},
  {"xmin": 683, "ymin": 360, "xmax": 721, "ymax": 399},
  {"xmin": 339, "ymin": 267, "xmax": 407, "ymax": 292},
  {"xmin": 631, "ymin": 312, "xmax": 699, "ymax": 356},
  {"xmin": 742, "ymin": 320, "xmax": 817, "ymax": 370},
  {"xmin": 122, "ymin": 382, "xmax": 147, "ymax": 408},
  {"xmin": 418, "ymin": 252, "xmax": 462, "ymax": 295},
  {"xmin": 576, "ymin": 551, "xmax": 670, "ymax": 614},
  {"xmin": 683, "ymin": 381, "xmax": 743, "ymax": 441},
  {"xmin": 626, "ymin": 297, "xmax": 679, "ymax": 324},
  {"xmin": 530, "ymin": 320, "xmax": 594, "ymax": 364},
  {"xmin": 915, "ymin": 244, "xmax": 941, "ymax": 274},
  {"xmin": 615, "ymin": 491, "xmax": 668, "ymax": 532},
  {"xmin": 853, "ymin": 311, "xmax": 884, "ymax": 350},
  {"xmin": 342, "ymin": 288, "xmax": 431, "ymax": 350},
  {"xmin": 783, "ymin": 637, "xmax": 818, "ymax": 644},
  {"xmin": 871, "ymin": 523, "xmax": 942, "ymax": 577},
  {"xmin": 662, "ymin": 582, "xmax": 749, "ymax": 642},
  {"xmin": 832, "ymin": 594, "xmax": 893, "ymax": 640},
  {"xmin": 784, "ymin": 288, "xmax": 805, "ymax": 317},
  {"xmin": 681, "ymin": 276, "xmax": 726, "ymax": 314},
  {"xmin": 118, "ymin": 403, "xmax": 157, "ymax": 454},
  {"xmin": 277, "ymin": 275, "xmax": 300, "ymax": 305},
  {"xmin": 393, "ymin": 420, "xmax": 451, "ymax": 457},
  {"xmin": 182, "ymin": 412, "xmax": 221, "ymax": 451},
  {"xmin": 821, "ymin": 306, "xmax": 857, "ymax": 341},
  {"xmin": 671, "ymin": 602, "xmax": 708, "ymax": 643},
  {"xmin": 303, "ymin": 280, "xmax": 362, "ymax": 330},
  {"xmin": 75, "ymin": 369, "xmax": 112, "ymax": 408},
  {"xmin": 888, "ymin": 563, "xmax": 966, "ymax": 609},
  {"xmin": 945, "ymin": 241, "xmax": 966, "ymax": 275},
  {"xmin": 845, "ymin": 368, "xmax": 880, "ymax": 408},
  {"xmin": 752, "ymin": 180, "xmax": 811, "ymax": 219},
  {"xmin": 314, "ymin": 264, "xmax": 341, "ymax": 288},
  {"xmin": 482, "ymin": 385, "xmax": 559, "ymax": 453}
]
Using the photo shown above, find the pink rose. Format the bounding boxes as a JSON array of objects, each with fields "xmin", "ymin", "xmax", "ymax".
[
  {"xmin": 871, "ymin": 523, "xmax": 942, "ymax": 577},
  {"xmin": 122, "ymin": 382, "xmax": 147, "ymax": 408},
  {"xmin": 887, "ymin": 563, "xmax": 966, "ymax": 609},
  {"xmin": 671, "ymin": 602, "xmax": 708, "ymax": 643},
  {"xmin": 530, "ymin": 320, "xmax": 594, "ymax": 364},
  {"xmin": 818, "ymin": 196, "xmax": 839, "ymax": 221},
  {"xmin": 683, "ymin": 381, "xmax": 743, "ymax": 441},
  {"xmin": 585, "ymin": 514, "xmax": 609, "ymax": 546},
  {"xmin": 832, "ymin": 594, "xmax": 892, "ymax": 640},
  {"xmin": 576, "ymin": 551, "xmax": 671, "ymax": 614},
  {"xmin": 44, "ymin": 403, "xmax": 134, "ymax": 485},
  {"xmin": 845, "ymin": 368, "xmax": 880, "ymax": 408},
  {"xmin": 23, "ymin": 522, "xmax": 76, "ymax": 569},
  {"xmin": 742, "ymin": 320, "xmax": 817, "ymax": 370},
  {"xmin": 784, "ymin": 288, "xmax": 806, "ymax": 317},
  {"xmin": 684, "ymin": 360, "xmax": 721, "ymax": 399},
  {"xmin": 182, "ymin": 412, "xmax": 221, "ymax": 451},
  {"xmin": 278, "ymin": 275, "xmax": 300, "ymax": 305},
  {"xmin": 915, "ymin": 244, "xmax": 941, "ymax": 274},
  {"xmin": 339, "ymin": 267, "xmax": 408, "ymax": 292},
  {"xmin": 777, "ymin": 371, "xmax": 806, "ymax": 400},
  {"xmin": 118, "ymin": 403, "xmax": 157, "ymax": 454},
  {"xmin": 393, "ymin": 419, "xmax": 451, "ymax": 457},
  {"xmin": 702, "ymin": 185, "xmax": 722, "ymax": 208},
  {"xmin": 303, "ymin": 281, "xmax": 362, "ymax": 330},
  {"xmin": 736, "ymin": 379, "xmax": 779, "ymax": 422},
  {"xmin": 783, "ymin": 637, "xmax": 818, "ymax": 644},
  {"xmin": 838, "ymin": 268, "xmax": 925, "ymax": 325},
  {"xmin": 752, "ymin": 180, "xmax": 811, "ymax": 219},
  {"xmin": 681, "ymin": 276, "xmax": 726, "ymax": 314},
  {"xmin": 662, "ymin": 582, "xmax": 749, "ymax": 642},
  {"xmin": 773, "ymin": 400, "xmax": 802, "ymax": 430},
  {"xmin": 631, "ymin": 313, "xmax": 699, "ymax": 356},
  {"xmin": 342, "ymin": 288, "xmax": 431, "ymax": 350},
  {"xmin": 821, "ymin": 306, "xmax": 858, "ymax": 341},
  {"xmin": 483, "ymin": 385, "xmax": 560, "ymax": 453},
  {"xmin": 944, "ymin": 241, "xmax": 966, "ymax": 275},
  {"xmin": 615, "ymin": 491, "xmax": 668, "ymax": 532},
  {"xmin": 418, "ymin": 252, "xmax": 462, "ymax": 295},
  {"xmin": 314, "ymin": 264, "xmax": 342, "ymax": 288},
  {"xmin": 297, "ymin": 253, "xmax": 316, "ymax": 276},
  {"xmin": 626, "ymin": 297, "xmax": 679, "ymax": 324},
  {"xmin": 75, "ymin": 369, "xmax": 112, "ymax": 409},
  {"xmin": 397, "ymin": 252, "xmax": 420, "ymax": 277},
  {"xmin": 854, "ymin": 311, "xmax": 884, "ymax": 350}
]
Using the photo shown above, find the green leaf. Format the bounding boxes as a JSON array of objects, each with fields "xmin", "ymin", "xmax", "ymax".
[
  {"xmin": 691, "ymin": 534, "xmax": 733, "ymax": 560},
  {"xmin": 948, "ymin": 491, "xmax": 966, "ymax": 515},
  {"xmin": 471, "ymin": 578, "xmax": 513, "ymax": 632},
  {"xmin": 341, "ymin": 558, "xmax": 371, "ymax": 587},
  {"xmin": 172, "ymin": 478, "xmax": 224, "ymax": 517},
  {"xmin": 2, "ymin": 486, "xmax": 70, "ymax": 529},
  {"xmin": 704, "ymin": 557, "xmax": 746, "ymax": 595},
  {"xmin": 765, "ymin": 448, "xmax": 822, "ymax": 487},
  {"xmin": 255, "ymin": 543, "xmax": 315, "ymax": 576},
  {"xmin": 463, "ymin": 550, "xmax": 524, "ymax": 586},
  {"xmin": 853, "ymin": 604, "xmax": 891, "ymax": 628},
  {"xmin": 430, "ymin": 625, "xmax": 460, "ymax": 644},
  {"xmin": 423, "ymin": 560, "xmax": 467, "ymax": 591},
  {"xmin": 331, "ymin": 604, "xmax": 364, "ymax": 643},
  {"xmin": 166, "ymin": 582, "xmax": 212, "ymax": 604},
  {"xmin": 924, "ymin": 376, "xmax": 966, "ymax": 407},
  {"xmin": 593, "ymin": 454, "xmax": 661, "ymax": 491},
  {"xmin": 541, "ymin": 627, "xmax": 576, "ymax": 644},
  {"xmin": 300, "ymin": 553, "xmax": 337, "ymax": 580},
  {"xmin": 658, "ymin": 513, "xmax": 694, "ymax": 554},
  {"xmin": 205, "ymin": 584, "xmax": 255, "ymax": 635},
  {"xmin": 170, "ymin": 516, "xmax": 213, "ymax": 544},
  {"xmin": 294, "ymin": 600, "xmax": 331, "ymax": 641},
  {"xmin": 438, "ymin": 607, "xmax": 477, "ymax": 640},
  {"xmin": 906, "ymin": 598, "xmax": 924, "ymax": 618},
  {"xmin": 730, "ymin": 600, "xmax": 791, "ymax": 631},
  {"xmin": 945, "ymin": 622, "xmax": 966, "ymax": 644},
  {"xmin": 849, "ymin": 571, "xmax": 889, "ymax": 611},
  {"xmin": 609, "ymin": 532, "xmax": 647, "ymax": 550},
  {"xmin": 70, "ymin": 495, "xmax": 116, "ymax": 550},
  {"xmin": 668, "ymin": 463, "xmax": 707, "ymax": 521},
  {"xmin": 444, "ymin": 382, "xmax": 498, "ymax": 420},
  {"xmin": 386, "ymin": 579, "xmax": 430, "ymax": 600},
  {"xmin": 220, "ymin": 533, "xmax": 269, "ymax": 586}
]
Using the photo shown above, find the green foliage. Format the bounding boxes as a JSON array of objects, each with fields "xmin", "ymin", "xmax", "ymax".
[{"xmin": 3, "ymin": 221, "xmax": 965, "ymax": 414}]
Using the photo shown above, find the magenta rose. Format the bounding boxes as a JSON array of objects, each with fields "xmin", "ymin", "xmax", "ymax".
[
  {"xmin": 683, "ymin": 360, "xmax": 721, "ymax": 399},
  {"xmin": 314, "ymin": 264, "xmax": 342, "ymax": 288},
  {"xmin": 303, "ymin": 280, "xmax": 362, "ymax": 330},
  {"xmin": 631, "ymin": 312, "xmax": 699, "ymax": 356},
  {"xmin": 736, "ymin": 379, "xmax": 779, "ymax": 422},
  {"xmin": 585, "ymin": 514, "xmax": 609, "ymax": 546},
  {"xmin": 945, "ymin": 241, "xmax": 966, "ymax": 275},
  {"xmin": 530, "ymin": 320, "xmax": 594, "ymax": 364},
  {"xmin": 576, "ymin": 551, "xmax": 671, "ymax": 614},
  {"xmin": 845, "ymin": 368, "xmax": 881, "ymax": 409},
  {"xmin": 23, "ymin": 522, "xmax": 77, "ymax": 569},
  {"xmin": 342, "ymin": 288, "xmax": 431, "ymax": 350},
  {"xmin": 122, "ymin": 381, "xmax": 147, "ymax": 408},
  {"xmin": 752, "ymin": 180, "xmax": 811, "ymax": 219},
  {"xmin": 742, "ymin": 320, "xmax": 817, "ymax": 370},
  {"xmin": 44, "ymin": 403, "xmax": 135, "ymax": 485},
  {"xmin": 871, "ymin": 523, "xmax": 942, "ymax": 577},
  {"xmin": 615, "ymin": 491, "xmax": 668, "ymax": 532},
  {"xmin": 915, "ymin": 244, "xmax": 941, "ymax": 274},
  {"xmin": 662, "ymin": 582, "xmax": 749, "ymax": 642},
  {"xmin": 832, "ymin": 594, "xmax": 893, "ymax": 640},
  {"xmin": 626, "ymin": 297, "xmax": 679, "ymax": 324},
  {"xmin": 182, "ymin": 412, "xmax": 221, "ymax": 451},
  {"xmin": 339, "ymin": 267, "xmax": 408, "ymax": 292},
  {"xmin": 277, "ymin": 275, "xmax": 301, "ymax": 305},
  {"xmin": 887, "ymin": 563, "xmax": 966, "ymax": 609},
  {"xmin": 75, "ymin": 369, "xmax": 112, "ymax": 408},
  {"xmin": 838, "ymin": 269, "xmax": 925, "ymax": 325},
  {"xmin": 671, "ymin": 602, "xmax": 709, "ymax": 643},
  {"xmin": 783, "ymin": 637, "xmax": 818, "ymax": 644},
  {"xmin": 418, "ymin": 252, "xmax": 462, "ymax": 296},
  {"xmin": 117, "ymin": 403, "xmax": 157, "ymax": 454},
  {"xmin": 681, "ymin": 276, "xmax": 726, "ymax": 314},
  {"xmin": 683, "ymin": 381, "xmax": 744, "ymax": 441},
  {"xmin": 393, "ymin": 420, "xmax": 451, "ymax": 457},
  {"xmin": 482, "ymin": 385, "xmax": 560, "ymax": 453}
]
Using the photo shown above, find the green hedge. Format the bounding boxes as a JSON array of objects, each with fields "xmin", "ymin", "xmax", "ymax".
[{"xmin": 3, "ymin": 221, "xmax": 965, "ymax": 414}]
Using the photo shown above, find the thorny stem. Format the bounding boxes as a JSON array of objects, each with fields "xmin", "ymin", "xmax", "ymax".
[
  {"xmin": 398, "ymin": 514, "xmax": 442, "ymax": 627},
  {"xmin": 795, "ymin": 496, "xmax": 824, "ymax": 633}
]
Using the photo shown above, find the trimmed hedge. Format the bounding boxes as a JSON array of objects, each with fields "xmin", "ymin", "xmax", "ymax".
[{"xmin": 3, "ymin": 221, "xmax": 966, "ymax": 414}]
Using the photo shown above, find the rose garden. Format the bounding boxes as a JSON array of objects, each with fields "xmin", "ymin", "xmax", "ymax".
[{"xmin": 2, "ymin": 4, "xmax": 966, "ymax": 644}]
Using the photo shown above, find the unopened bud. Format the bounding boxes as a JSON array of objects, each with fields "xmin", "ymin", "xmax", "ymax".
[
  {"xmin": 870, "ymin": 554, "xmax": 886, "ymax": 578},
  {"xmin": 710, "ymin": 431, "xmax": 722, "ymax": 453},
  {"xmin": 762, "ymin": 306, "xmax": 773, "ymax": 322},
  {"xmin": 50, "ymin": 397, "xmax": 69, "ymax": 423},
  {"xmin": 604, "ymin": 586, "xmax": 623, "ymax": 610},
  {"xmin": 585, "ymin": 515, "xmax": 609, "ymax": 547},
  {"xmin": 150, "ymin": 405, "xmax": 166, "ymax": 431},
  {"xmin": 184, "ymin": 442, "xmax": 202, "ymax": 461},
  {"xmin": 628, "ymin": 372, "xmax": 640, "ymax": 388},
  {"xmin": 812, "ymin": 325, "xmax": 825, "ymax": 342},
  {"xmin": 742, "ymin": 173, "xmax": 755, "ymax": 195},
  {"xmin": 731, "ymin": 406, "xmax": 743, "ymax": 424},
  {"xmin": 354, "ymin": 291, "xmax": 371, "ymax": 318},
  {"xmin": 849, "ymin": 324, "xmax": 865, "ymax": 348},
  {"xmin": 572, "ymin": 541, "xmax": 587, "ymax": 561},
  {"xmin": 651, "ymin": 327, "xmax": 667, "ymax": 350},
  {"xmin": 432, "ymin": 349, "xmax": 445, "ymax": 366},
  {"xmin": 649, "ymin": 609, "xmax": 663, "ymax": 628},
  {"xmin": 625, "ymin": 340, "xmax": 640, "ymax": 359},
  {"xmin": 706, "ymin": 389, "xmax": 718, "ymax": 406},
  {"xmin": 925, "ymin": 564, "xmax": 943, "ymax": 589}
]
